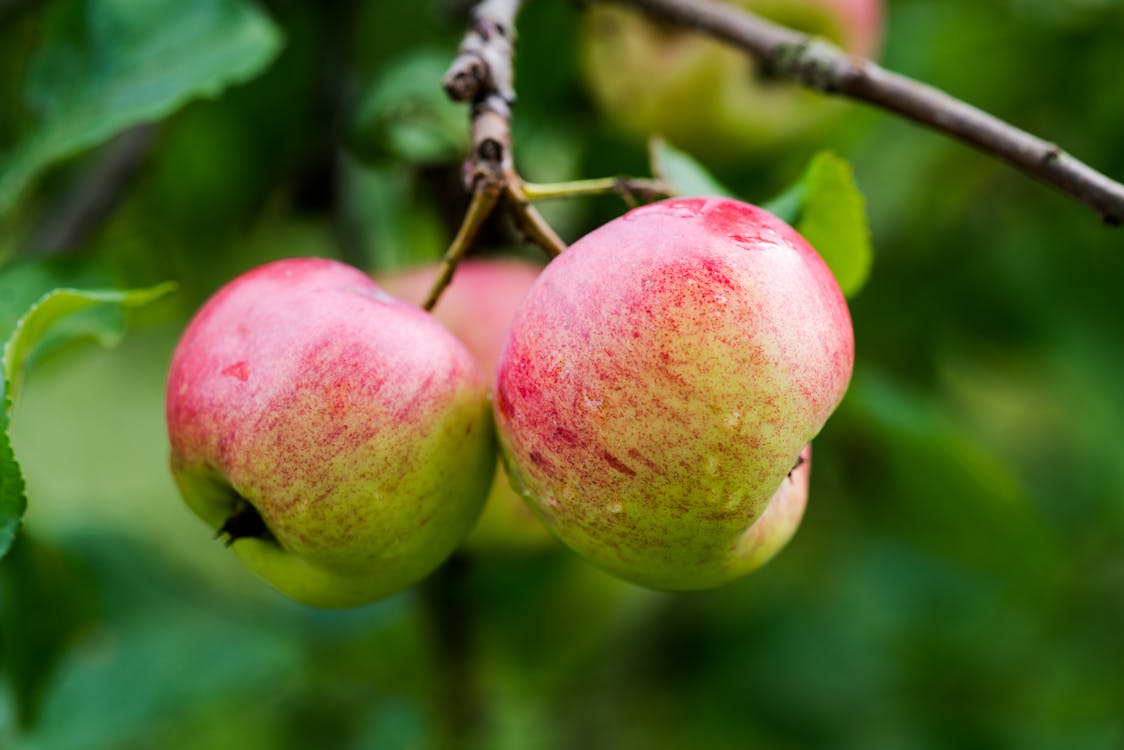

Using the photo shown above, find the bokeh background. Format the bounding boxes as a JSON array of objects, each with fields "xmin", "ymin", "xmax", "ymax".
[{"xmin": 2, "ymin": 0, "xmax": 1123, "ymax": 748}]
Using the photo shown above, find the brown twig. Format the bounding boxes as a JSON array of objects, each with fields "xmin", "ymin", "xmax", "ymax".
[
  {"xmin": 445, "ymin": 0, "xmax": 521, "ymax": 194},
  {"xmin": 599, "ymin": 0, "xmax": 1124, "ymax": 226}
]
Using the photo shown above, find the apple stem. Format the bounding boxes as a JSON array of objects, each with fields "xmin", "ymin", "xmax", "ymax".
[
  {"xmin": 521, "ymin": 177, "xmax": 673, "ymax": 206},
  {"xmin": 423, "ymin": 187, "xmax": 500, "ymax": 311},
  {"xmin": 503, "ymin": 178, "xmax": 568, "ymax": 258},
  {"xmin": 599, "ymin": 0, "xmax": 1124, "ymax": 226}
]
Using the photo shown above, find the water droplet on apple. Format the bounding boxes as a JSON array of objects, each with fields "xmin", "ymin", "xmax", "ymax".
[{"xmin": 627, "ymin": 199, "xmax": 702, "ymax": 221}]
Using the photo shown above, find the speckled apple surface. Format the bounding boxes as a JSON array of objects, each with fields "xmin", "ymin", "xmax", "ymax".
[
  {"xmin": 379, "ymin": 259, "xmax": 556, "ymax": 555},
  {"xmin": 494, "ymin": 198, "xmax": 853, "ymax": 589},
  {"xmin": 167, "ymin": 257, "xmax": 495, "ymax": 607}
]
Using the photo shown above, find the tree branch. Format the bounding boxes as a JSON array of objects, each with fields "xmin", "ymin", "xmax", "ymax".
[
  {"xmin": 445, "ymin": 0, "xmax": 521, "ymax": 193},
  {"xmin": 599, "ymin": 0, "xmax": 1124, "ymax": 226}
]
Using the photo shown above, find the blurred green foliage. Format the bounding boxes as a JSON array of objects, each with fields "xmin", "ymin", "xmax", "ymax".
[{"xmin": 1, "ymin": 0, "xmax": 1123, "ymax": 748}]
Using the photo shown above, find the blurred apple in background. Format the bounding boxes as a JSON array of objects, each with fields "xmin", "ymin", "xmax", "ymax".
[
  {"xmin": 379, "ymin": 257, "xmax": 558, "ymax": 556},
  {"xmin": 580, "ymin": 0, "xmax": 883, "ymax": 161}
]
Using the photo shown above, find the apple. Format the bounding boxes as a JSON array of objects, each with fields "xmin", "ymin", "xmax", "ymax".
[
  {"xmin": 494, "ymin": 197, "xmax": 853, "ymax": 589},
  {"xmin": 378, "ymin": 258, "xmax": 556, "ymax": 555},
  {"xmin": 739, "ymin": 443, "xmax": 811, "ymax": 573},
  {"xmin": 166, "ymin": 257, "xmax": 496, "ymax": 608},
  {"xmin": 580, "ymin": 0, "xmax": 883, "ymax": 161}
]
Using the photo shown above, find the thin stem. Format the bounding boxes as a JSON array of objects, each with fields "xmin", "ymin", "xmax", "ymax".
[
  {"xmin": 522, "ymin": 177, "xmax": 672, "ymax": 204},
  {"xmin": 504, "ymin": 178, "xmax": 567, "ymax": 258},
  {"xmin": 600, "ymin": 0, "xmax": 1124, "ymax": 226},
  {"xmin": 423, "ymin": 187, "xmax": 500, "ymax": 311}
]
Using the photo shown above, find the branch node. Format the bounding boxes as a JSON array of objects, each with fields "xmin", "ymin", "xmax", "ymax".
[
  {"xmin": 478, "ymin": 138, "xmax": 504, "ymax": 164},
  {"xmin": 443, "ymin": 54, "xmax": 489, "ymax": 101},
  {"xmin": 768, "ymin": 39, "xmax": 843, "ymax": 93}
]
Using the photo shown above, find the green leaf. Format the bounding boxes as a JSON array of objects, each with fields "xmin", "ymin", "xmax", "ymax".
[
  {"xmin": 0, "ymin": 0, "xmax": 284, "ymax": 215},
  {"xmin": 348, "ymin": 48, "xmax": 469, "ymax": 165},
  {"xmin": 0, "ymin": 281, "xmax": 175, "ymax": 559},
  {"xmin": 0, "ymin": 382, "xmax": 25, "ymax": 566},
  {"xmin": 0, "ymin": 534, "xmax": 97, "ymax": 729},
  {"xmin": 652, "ymin": 140, "xmax": 736, "ymax": 200},
  {"xmin": 0, "ymin": 260, "xmax": 121, "ymax": 336},
  {"xmin": 3, "ymin": 283, "xmax": 176, "ymax": 401},
  {"xmin": 763, "ymin": 152, "xmax": 873, "ymax": 298}
]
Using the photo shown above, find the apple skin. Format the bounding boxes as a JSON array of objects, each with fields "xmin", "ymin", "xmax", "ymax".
[
  {"xmin": 739, "ymin": 443, "xmax": 811, "ymax": 573},
  {"xmin": 494, "ymin": 198, "xmax": 852, "ymax": 590},
  {"xmin": 166, "ymin": 257, "xmax": 496, "ymax": 608},
  {"xmin": 378, "ymin": 258, "xmax": 556, "ymax": 555},
  {"xmin": 580, "ymin": 0, "xmax": 883, "ymax": 161}
]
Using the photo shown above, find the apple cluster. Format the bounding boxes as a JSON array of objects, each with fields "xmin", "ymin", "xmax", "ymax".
[{"xmin": 166, "ymin": 197, "xmax": 854, "ymax": 607}]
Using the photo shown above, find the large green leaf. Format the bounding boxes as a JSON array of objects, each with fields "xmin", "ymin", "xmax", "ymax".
[
  {"xmin": 0, "ymin": 0, "xmax": 283, "ymax": 215},
  {"xmin": 0, "ymin": 281, "xmax": 175, "ymax": 559},
  {"xmin": 763, "ymin": 152, "xmax": 873, "ymax": 298}
]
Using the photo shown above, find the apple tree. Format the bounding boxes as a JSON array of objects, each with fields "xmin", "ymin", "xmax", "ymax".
[{"xmin": 1, "ymin": 0, "xmax": 1123, "ymax": 748}]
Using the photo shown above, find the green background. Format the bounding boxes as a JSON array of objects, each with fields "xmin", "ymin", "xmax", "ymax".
[{"xmin": 2, "ymin": 0, "xmax": 1123, "ymax": 748}]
